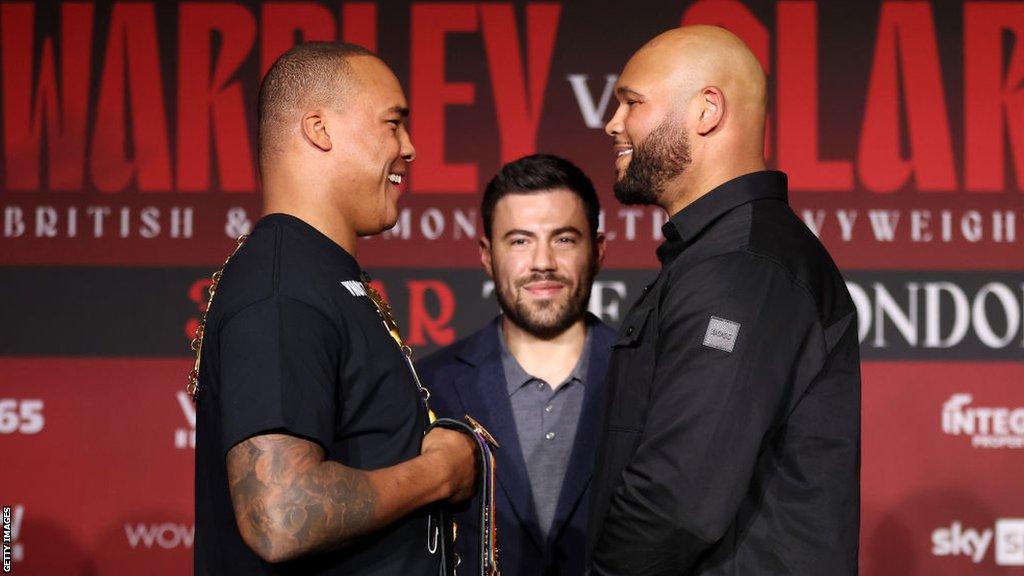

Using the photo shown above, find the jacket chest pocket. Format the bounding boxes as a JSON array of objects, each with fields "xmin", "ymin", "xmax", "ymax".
[{"xmin": 605, "ymin": 306, "xmax": 655, "ymax": 432}]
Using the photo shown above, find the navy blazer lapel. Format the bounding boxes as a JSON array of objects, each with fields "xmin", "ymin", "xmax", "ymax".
[
  {"xmin": 453, "ymin": 319, "xmax": 545, "ymax": 549},
  {"xmin": 547, "ymin": 319, "xmax": 615, "ymax": 545}
]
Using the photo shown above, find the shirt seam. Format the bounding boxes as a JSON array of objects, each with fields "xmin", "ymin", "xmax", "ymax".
[
  {"xmin": 214, "ymin": 229, "xmax": 346, "ymax": 345},
  {"xmin": 739, "ymin": 247, "xmax": 829, "ymax": 359}
]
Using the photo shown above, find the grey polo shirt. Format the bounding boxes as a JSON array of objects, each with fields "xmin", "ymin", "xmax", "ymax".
[{"xmin": 500, "ymin": 326, "xmax": 592, "ymax": 539}]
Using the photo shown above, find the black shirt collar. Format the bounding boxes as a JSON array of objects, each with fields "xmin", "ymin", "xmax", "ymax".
[
  {"xmin": 657, "ymin": 170, "xmax": 788, "ymax": 265},
  {"xmin": 258, "ymin": 213, "xmax": 363, "ymax": 279}
]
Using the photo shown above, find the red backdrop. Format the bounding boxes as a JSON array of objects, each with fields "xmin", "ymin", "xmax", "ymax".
[{"xmin": 1, "ymin": 1, "xmax": 1022, "ymax": 574}]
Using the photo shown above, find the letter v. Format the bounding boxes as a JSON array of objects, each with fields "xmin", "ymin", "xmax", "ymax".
[{"xmin": 567, "ymin": 74, "xmax": 618, "ymax": 129}]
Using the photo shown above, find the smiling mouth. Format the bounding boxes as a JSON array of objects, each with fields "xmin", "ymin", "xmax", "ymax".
[
  {"xmin": 387, "ymin": 173, "xmax": 403, "ymax": 185},
  {"xmin": 522, "ymin": 281, "xmax": 566, "ymax": 297}
]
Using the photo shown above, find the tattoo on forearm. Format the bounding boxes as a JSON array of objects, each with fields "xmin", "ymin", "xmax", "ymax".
[{"xmin": 226, "ymin": 434, "xmax": 377, "ymax": 561}]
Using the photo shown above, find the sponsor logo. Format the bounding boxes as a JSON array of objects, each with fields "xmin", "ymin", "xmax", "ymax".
[
  {"xmin": 174, "ymin": 391, "xmax": 195, "ymax": 450},
  {"xmin": 942, "ymin": 394, "xmax": 1024, "ymax": 449},
  {"xmin": 703, "ymin": 316, "xmax": 740, "ymax": 353},
  {"xmin": 932, "ymin": 519, "xmax": 1024, "ymax": 566},
  {"xmin": 124, "ymin": 523, "xmax": 195, "ymax": 549},
  {"xmin": 995, "ymin": 519, "xmax": 1024, "ymax": 566},
  {"xmin": 932, "ymin": 521, "xmax": 993, "ymax": 564}
]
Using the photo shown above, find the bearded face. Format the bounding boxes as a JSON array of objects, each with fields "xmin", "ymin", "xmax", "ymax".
[
  {"xmin": 492, "ymin": 258, "xmax": 597, "ymax": 339},
  {"xmin": 613, "ymin": 115, "xmax": 692, "ymax": 206},
  {"xmin": 483, "ymin": 190, "xmax": 601, "ymax": 340}
]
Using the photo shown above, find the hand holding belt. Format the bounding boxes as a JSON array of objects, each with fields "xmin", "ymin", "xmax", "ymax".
[
  {"xmin": 362, "ymin": 276, "xmax": 501, "ymax": 575},
  {"xmin": 428, "ymin": 415, "xmax": 501, "ymax": 576}
]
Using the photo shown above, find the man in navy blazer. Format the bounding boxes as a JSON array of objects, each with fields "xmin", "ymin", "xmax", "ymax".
[{"xmin": 417, "ymin": 154, "xmax": 616, "ymax": 576}]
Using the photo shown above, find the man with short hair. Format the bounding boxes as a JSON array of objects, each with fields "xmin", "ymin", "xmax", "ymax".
[
  {"xmin": 418, "ymin": 154, "xmax": 617, "ymax": 576},
  {"xmin": 587, "ymin": 26, "xmax": 861, "ymax": 575},
  {"xmin": 193, "ymin": 42, "xmax": 476, "ymax": 575}
]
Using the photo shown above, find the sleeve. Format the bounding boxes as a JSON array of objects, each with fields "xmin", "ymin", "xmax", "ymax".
[
  {"xmin": 217, "ymin": 296, "xmax": 342, "ymax": 457},
  {"xmin": 591, "ymin": 253, "xmax": 827, "ymax": 575}
]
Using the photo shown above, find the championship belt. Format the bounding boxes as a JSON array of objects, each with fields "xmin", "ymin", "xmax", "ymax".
[
  {"xmin": 428, "ymin": 416, "xmax": 500, "ymax": 576},
  {"xmin": 363, "ymin": 275, "xmax": 501, "ymax": 576}
]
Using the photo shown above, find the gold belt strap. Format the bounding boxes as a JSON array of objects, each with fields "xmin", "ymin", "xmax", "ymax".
[
  {"xmin": 186, "ymin": 234, "xmax": 248, "ymax": 402},
  {"xmin": 362, "ymin": 274, "xmax": 500, "ymax": 575}
]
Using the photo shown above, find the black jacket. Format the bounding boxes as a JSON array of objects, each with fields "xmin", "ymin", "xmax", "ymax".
[
  {"xmin": 586, "ymin": 171, "xmax": 861, "ymax": 575},
  {"xmin": 418, "ymin": 315, "xmax": 617, "ymax": 576}
]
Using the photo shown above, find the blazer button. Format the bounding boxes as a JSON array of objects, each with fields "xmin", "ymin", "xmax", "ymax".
[{"xmin": 625, "ymin": 326, "xmax": 634, "ymax": 336}]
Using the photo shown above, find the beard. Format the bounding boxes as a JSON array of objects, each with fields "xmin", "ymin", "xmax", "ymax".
[
  {"xmin": 613, "ymin": 116, "xmax": 691, "ymax": 206},
  {"xmin": 494, "ymin": 264, "xmax": 596, "ymax": 340}
]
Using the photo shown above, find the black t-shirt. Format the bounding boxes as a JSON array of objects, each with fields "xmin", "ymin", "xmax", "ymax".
[{"xmin": 194, "ymin": 214, "xmax": 438, "ymax": 575}]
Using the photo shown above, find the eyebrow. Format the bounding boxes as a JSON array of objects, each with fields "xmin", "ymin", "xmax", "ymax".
[
  {"xmin": 502, "ymin": 229, "xmax": 535, "ymax": 240},
  {"xmin": 550, "ymin": 226, "xmax": 583, "ymax": 237},
  {"xmin": 387, "ymin": 105, "xmax": 410, "ymax": 118},
  {"xmin": 615, "ymin": 86, "xmax": 643, "ymax": 99},
  {"xmin": 501, "ymin": 226, "xmax": 583, "ymax": 240}
]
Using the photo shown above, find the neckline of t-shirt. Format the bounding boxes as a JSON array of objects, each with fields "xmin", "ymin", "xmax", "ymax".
[{"xmin": 258, "ymin": 213, "xmax": 362, "ymax": 276}]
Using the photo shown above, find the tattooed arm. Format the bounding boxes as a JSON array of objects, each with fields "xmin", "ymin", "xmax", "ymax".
[{"xmin": 226, "ymin": 428, "xmax": 476, "ymax": 564}]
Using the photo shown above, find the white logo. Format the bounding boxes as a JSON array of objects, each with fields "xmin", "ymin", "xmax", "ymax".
[
  {"xmin": 341, "ymin": 280, "xmax": 367, "ymax": 297},
  {"xmin": 124, "ymin": 523, "xmax": 195, "ymax": 549},
  {"xmin": 996, "ymin": 519, "xmax": 1024, "ymax": 566},
  {"xmin": 942, "ymin": 394, "xmax": 1024, "ymax": 449},
  {"xmin": 932, "ymin": 519, "xmax": 1024, "ymax": 566},
  {"xmin": 932, "ymin": 521, "xmax": 993, "ymax": 563},
  {"xmin": 175, "ymin": 391, "xmax": 196, "ymax": 450},
  {"xmin": 703, "ymin": 316, "xmax": 740, "ymax": 353},
  {"xmin": 3, "ymin": 505, "xmax": 25, "ymax": 565}
]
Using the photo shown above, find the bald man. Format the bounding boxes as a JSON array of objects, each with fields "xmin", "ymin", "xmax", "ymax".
[
  {"xmin": 193, "ymin": 43, "xmax": 476, "ymax": 575},
  {"xmin": 586, "ymin": 27, "xmax": 860, "ymax": 575}
]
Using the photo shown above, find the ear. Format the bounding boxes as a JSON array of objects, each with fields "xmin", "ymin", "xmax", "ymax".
[
  {"xmin": 479, "ymin": 237, "xmax": 494, "ymax": 279},
  {"xmin": 695, "ymin": 86, "xmax": 724, "ymax": 136},
  {"xmin": 301, "ymin": 110, "xmax": 332, "ymax": 151},
  {"xmin": 594, "ymin": 232, "xmax": 607, "ymax": 272}
]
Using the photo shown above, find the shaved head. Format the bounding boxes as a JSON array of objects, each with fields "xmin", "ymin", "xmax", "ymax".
[
  {"xmin": 606, "ymin": 25, "xmax": 769, "ymax": 214},
  {"xmin": 635, "ymin": 25, "xmax": 766, "ymax": 129},
  {"xmin": 258, "ymin": 42, "xmax": 378, "ymax": 167},
  {"xmin": 257, "ymin": 42, "xmax": 415, "ymax": 254}
]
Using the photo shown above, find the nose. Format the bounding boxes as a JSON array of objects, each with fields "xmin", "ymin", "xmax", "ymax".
[
  {"xmin": 531, "ymin": 242, "xmax": 556, "ymax": 272},
  {"xmin": 605, "ymin": 102, "xmax": 626, "ymax": 137},
  {"xmin": 400, "ymin": 128, "xmax": 416, "ymax": 162}
]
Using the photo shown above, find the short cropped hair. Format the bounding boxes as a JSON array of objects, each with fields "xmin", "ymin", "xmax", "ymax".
[
  {"xmin": 482, "ymin": 154, "xmax": 601, "ymax": 241},
  {"xmin": 258, "ymin": 42, "xmax": 377, "ymax": 166}
]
